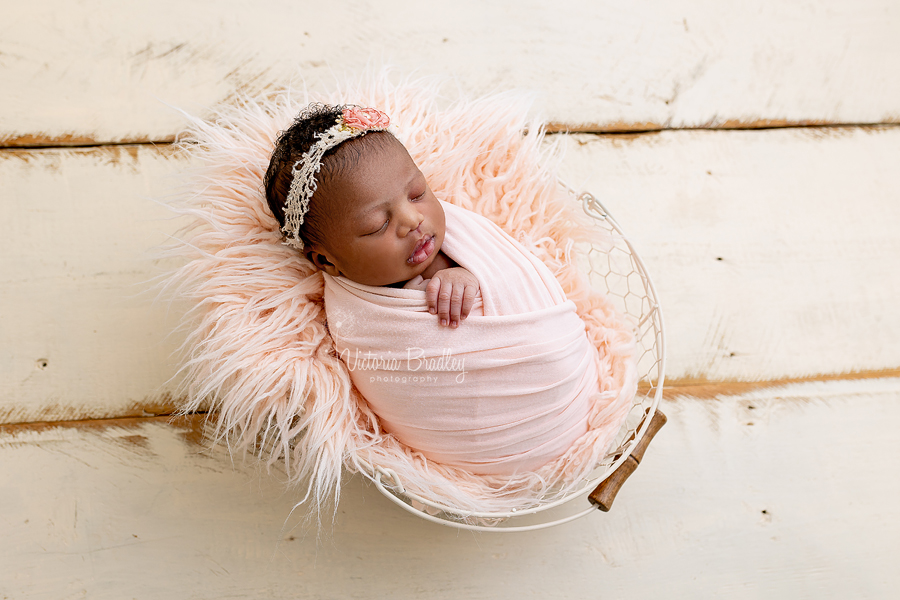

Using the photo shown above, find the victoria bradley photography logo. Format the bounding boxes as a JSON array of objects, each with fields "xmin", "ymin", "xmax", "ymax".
[{"xmin": 340, "ymin": 347, "xmax": 467, "ymax": 383}]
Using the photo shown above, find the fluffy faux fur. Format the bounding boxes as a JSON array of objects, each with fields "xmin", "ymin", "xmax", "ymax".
[{"xmin": 163, "ymin": 72, "xmax": 637, "ymax": 518}]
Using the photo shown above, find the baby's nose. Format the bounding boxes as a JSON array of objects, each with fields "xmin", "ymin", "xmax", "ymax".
[
  {"xmin": 400, "ymin": 222, "xmax": 422, "ymax": 238},
  {"xmin": 399, "ymin": 209, "xmax": 423, "ymax": 236}
]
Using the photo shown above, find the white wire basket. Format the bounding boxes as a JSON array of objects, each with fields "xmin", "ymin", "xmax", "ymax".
[{"xmin": 357, "ymin": 190, "xmax": 667, "ymax": 532}]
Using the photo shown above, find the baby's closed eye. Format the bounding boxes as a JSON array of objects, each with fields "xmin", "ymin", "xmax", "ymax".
[{"xmin": 363, "ymin": 219, "xmax": 389, "ymax": 236}]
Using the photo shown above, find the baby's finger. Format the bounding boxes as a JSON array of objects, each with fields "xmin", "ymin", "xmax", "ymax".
[
  {"xmin": 460, "ymin": 284, "xmax": 477, "ymax": 319},
  {"xmin": 403, "ymin": 275, "xmax": 426, "ymax": 291},
  {"xmin": 425, "ymin": 277, "xmax": 442, "ymax": 314},
  {"xmin": 449, "ymin": 285, "xmax": 465, "ymax": 327},
  {"xmin": 437, "ymin": 280, "xmax": 454, "ymax": 326}
]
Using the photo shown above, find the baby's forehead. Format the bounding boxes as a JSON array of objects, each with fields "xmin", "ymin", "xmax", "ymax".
[
  {"xmin": 319, "ymin": 132, "xmax": 421, "ymax": 200},
  {"xmin": 335, "ymin": 133, "xmax": 418, "ymax": 178},
  {"xmin": 334, "ymin": 131, "xmax": 407, "ymax": 165}
]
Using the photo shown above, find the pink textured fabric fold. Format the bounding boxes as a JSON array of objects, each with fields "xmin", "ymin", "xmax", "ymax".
[{"xmin": 325, "ymin": 201, "xmax": 598, "ymax": 475}]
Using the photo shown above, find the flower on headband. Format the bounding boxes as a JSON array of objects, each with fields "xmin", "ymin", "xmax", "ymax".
[{"xmin": 342, "ymin": 107, "xmax": 390, "ymax": 131}]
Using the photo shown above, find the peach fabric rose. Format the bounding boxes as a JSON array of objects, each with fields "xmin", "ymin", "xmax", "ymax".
[{"xmin": 342, "ymin": 106, "xmax": 390, "ymax": 130}]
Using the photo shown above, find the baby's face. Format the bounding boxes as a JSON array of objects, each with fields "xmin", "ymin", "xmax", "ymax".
[{"xmin": 310, "ymin": 138, "xmax": 445, "ymax": 286}]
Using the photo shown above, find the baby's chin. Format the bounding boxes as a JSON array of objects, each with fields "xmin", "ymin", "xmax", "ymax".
[
  {"xmin": 340, "ymin": 264, "xmax": 430, "ymax": 288},
  {"xmin": 414, "ymin": 235, "xmax": 448, "ymax": 279}
]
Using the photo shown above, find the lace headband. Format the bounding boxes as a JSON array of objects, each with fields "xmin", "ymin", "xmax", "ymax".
[{"xmin": 282, "ymin": 106, "xmax": 391, "ymax": 251}]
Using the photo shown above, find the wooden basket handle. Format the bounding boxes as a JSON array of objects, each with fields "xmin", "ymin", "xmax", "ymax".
[{"xmin": 588, "ymin": 410, "xmax": 667, "ymax": 512}]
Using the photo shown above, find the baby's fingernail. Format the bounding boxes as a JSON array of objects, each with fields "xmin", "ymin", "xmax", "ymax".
[
  {"xmin": 451, "ymin": 321, "xmax": 458, "ymax": 328},
  {"xmin": 430, "ymin": 308, "xmax": 436, "ymax": 314},
  {"xmin": 441, "ymin": 319, "xmax": 448, "ymax": 326}
]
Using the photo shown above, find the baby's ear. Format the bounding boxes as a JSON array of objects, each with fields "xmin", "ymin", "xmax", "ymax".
[{"xmin": 308, "ymin": 250, "xmax": 340, "ymax": 276}]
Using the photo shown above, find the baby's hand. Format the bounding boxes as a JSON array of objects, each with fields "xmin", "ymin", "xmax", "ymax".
[
  {"xmin": 426, "ymin": 267, "xmax": 479, "ymax": 328},
  {"xmin": 403, "ymin": 275, "xmax": 429, "ymax": 291}
]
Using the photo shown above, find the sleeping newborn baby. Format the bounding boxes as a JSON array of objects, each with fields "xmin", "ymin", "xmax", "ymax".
[{"xmin": 265, "ymin": 104, "xmax": 611, "ymax": 476}]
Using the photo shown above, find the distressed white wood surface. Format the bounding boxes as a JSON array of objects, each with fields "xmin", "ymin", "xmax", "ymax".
[
  {"xmin": 3, "ymin": 127, "xmax": 899, "ymax": 422},
  {"xmin": 2, "ymin": 379, "xmax": 897, "ymax": 599},
  {"xmin": 0, "ymin": 146, "xmax": 186, "ymax": 424},
  {"xmin": 2, "ymin": 0, "xmax": 899, "ymax": 145},
  {"xmin": 4, "ymin": 0, "xmax": 896, "ymax": 595},
  {"xmin": 559, "ymin": 126, "xmax": 900, "ymax": 382}
]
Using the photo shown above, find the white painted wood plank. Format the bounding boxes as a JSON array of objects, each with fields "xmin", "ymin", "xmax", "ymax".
[
  {"xmin": 2, "ymin": 0, "xmax": 899, "ymax": 145},
  {"xmin": 559, "ymin": 125, "xmax": 900, "ymax": 382},
  {"xmin": 3, "ymin": 127, "xmax": 899, "ymax": 422},
  {"xmin": 0, "ymin": 146, "xmax": 187, "ymax": 424},
  {"xmin": 1, "ymin": 379, "xmax": 897, "ymax": 599}
]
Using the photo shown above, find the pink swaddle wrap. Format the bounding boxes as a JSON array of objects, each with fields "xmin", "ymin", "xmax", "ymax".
[{"xmin": 324, "ymin": 201, "xmax": 600, "ymax": 475}]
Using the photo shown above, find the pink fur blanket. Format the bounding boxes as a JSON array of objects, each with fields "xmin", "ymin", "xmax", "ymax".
[{"xmin": 166, "ymin": 73, "xmax": 638, "ymax": 515}]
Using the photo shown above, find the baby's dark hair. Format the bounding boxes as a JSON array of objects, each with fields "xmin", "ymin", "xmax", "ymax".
[{"xmin": 264, "ymin": 103, "xmax": 394, "ymax": 249}]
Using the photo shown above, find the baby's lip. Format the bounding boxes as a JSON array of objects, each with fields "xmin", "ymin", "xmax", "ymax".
[{"xmin": 408, "ymin": 234, "xmax": 435, "ymax": 265}]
